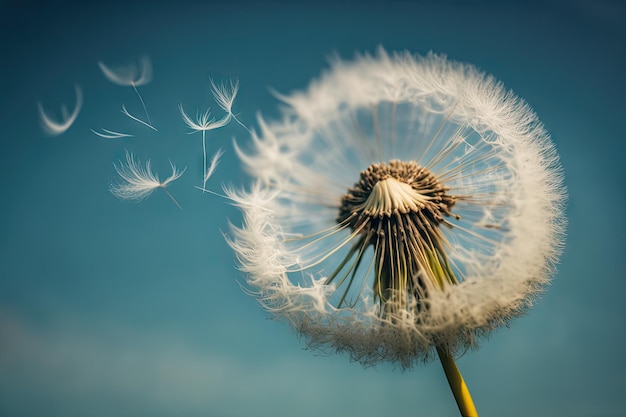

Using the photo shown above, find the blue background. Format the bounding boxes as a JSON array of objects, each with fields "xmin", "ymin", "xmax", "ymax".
[{"xmin": 1, "ymin": 1, "xmax": 624, "ymax": 416}]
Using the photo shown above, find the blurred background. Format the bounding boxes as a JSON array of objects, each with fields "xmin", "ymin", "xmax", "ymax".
[{"xmin": 0, "ymin": 1, "xmax": 624, "ymax": 416}]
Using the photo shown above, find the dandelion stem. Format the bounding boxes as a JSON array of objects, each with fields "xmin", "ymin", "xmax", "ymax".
[
  {"xmin": 436, "ymin": 347, "xmax": 478, "ymax": 417},
  {"xmin": 160, "ymin": 187, "xmax": 183, "ymax": 210},
  {"xmin": 233, "ymin": 114, "xmax": 251, "ymax": 133},
  {"xmin": 121, "ymin": 105, "xmax": 157, "ymax": 131},
  {"xmin": 132, "ymin": 82, "xmax": 151, "ymax": 125},
  {"xmin": 202, "ymin": 130, "xmax": 207, "ymax": 191},
  {"xmin": 193, "ymin": 186, "xmax": 228, "ymax": 199}
]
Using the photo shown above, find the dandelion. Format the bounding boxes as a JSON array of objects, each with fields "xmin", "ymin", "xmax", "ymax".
[
  {"xmin": 204, "ymin": 148, "xmax": 224, "ymax": 185},
  {"xmin": 37, "ymin": 84, "xmax": 83, "ymax": 135},
  {"xmin": 179, "ymin": 103, "xmax": 230, "ymax": 189},
  {"xmin": 91, "ymin": 128, "xmax": 134, "ymax": 139},
  {"xmin": 228, "ymin": 49, "xmax": 566, "ymax": 416},
  {"xmin": 210, "ymin": 77, "xmax": 247, "ymax": 131},
  {"xmin": 98, "ymin": 56, "xmax": 155, "ymax": 129},
  {"xmin": 120, "ymin": 104, "xmax": 157, "ymax": 131},
  {"xmin": 193, "ymin": 149, "xmax": 226, "ymax": 197},
  {"xmin": 110, "ymin": 150, "xmax": 186, "ymax": 209}
]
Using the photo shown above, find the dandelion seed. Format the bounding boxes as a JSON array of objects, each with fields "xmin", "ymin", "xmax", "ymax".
[
  {"xmin": 193, "ymin": 185, "xmax": 228, "ymax": 199},
  {"xmin": 110, "ymin": 150, "xmax": 185, "ymax": 209},
  {"xmin": 98, "ymin": 56, "xmax": 154, "ymax": 127},
  {"xmin": 210, "ymin": 77, "xmax": 248, "ymax": 131},
  {"xmin": 204, "ymin": 148, "xmax": 224, "ymax": 184},
  {"xmin": 192, "ymin": 149, "xmax": 226, "ymax": 197},
  {"xmin": 38, "ymin": 84, "xmax": 83, "ymax": 135},
  {"xmin": 179, "ymin": 104, "xmax": 230, "ymax": 132},
  {"xmin": 179, "ymin": 103, "xmax": 230, "ymax": 189},
  {"xmin": 121, "ymin": 104, "xmax": 158, "ymax": 131},
  {"xmin": 91, "ymin": 128, "xmax": 134, "ymax": 139},
  {"xmin": 98, "ymin": 56, "xmax": 152, "ymax": 87},
  {"xmin": 228, "ymin": 49, "xmax": 566, "ymax": 415}
]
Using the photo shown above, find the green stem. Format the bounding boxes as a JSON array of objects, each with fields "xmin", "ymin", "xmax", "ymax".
[{"xmin": 436, "ymin": 346, "xmax": 478, "ymax": 417}]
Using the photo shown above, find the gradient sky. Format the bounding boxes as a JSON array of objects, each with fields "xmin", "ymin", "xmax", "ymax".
[{"xmin": 0, "ymin": 1, "xmax": 625, "ymax": 416}]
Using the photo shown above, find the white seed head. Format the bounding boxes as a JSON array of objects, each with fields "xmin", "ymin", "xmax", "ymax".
[
  {"xmin": 179, "ymin": 103, "xmax": 230, "ymax": 132},
  {"xmin": 228, "ymin": 49, "xmax": 567, "ymax": 367}
]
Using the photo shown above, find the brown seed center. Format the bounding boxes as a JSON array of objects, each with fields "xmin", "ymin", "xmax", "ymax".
[
  {"xmin": 338, "ymin": 160, "xmax": 458, "ymax": 228},
  {"xmin": 330, "ymin": 160, "xmax": 460, "ymax": 308}
]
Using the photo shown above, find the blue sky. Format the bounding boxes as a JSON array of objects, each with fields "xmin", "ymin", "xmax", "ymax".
[{"xmin": 0, "ymin": 1, "xmax": 624, "ymax": 416}]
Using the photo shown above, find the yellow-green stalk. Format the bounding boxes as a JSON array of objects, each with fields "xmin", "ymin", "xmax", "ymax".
[{"xmin": 437, "ymin": 347, "xmax": 478, "ymax": 417}]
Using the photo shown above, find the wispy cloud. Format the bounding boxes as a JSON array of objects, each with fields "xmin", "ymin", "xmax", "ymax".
[
  {"xmin": 5, "ymin": 303, "xmax": 590, "ymax": 417},
  {"xmin": 0, "ymin": 313, "xmax": 436, "ymax": 417}
]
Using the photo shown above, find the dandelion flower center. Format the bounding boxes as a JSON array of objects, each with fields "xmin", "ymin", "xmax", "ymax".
[{"xmin": 334, "ymin": 160, "xmax": 460, "ymax": 309}]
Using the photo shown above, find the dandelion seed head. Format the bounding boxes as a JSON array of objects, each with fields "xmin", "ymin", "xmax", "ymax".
[
  {"xmin": 229, "ymin": 49, "xmax": 566, "ymax": 367},
  {"xmin": 179, "ymin": 103, "xmax": 230, "ymax": 132}
]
